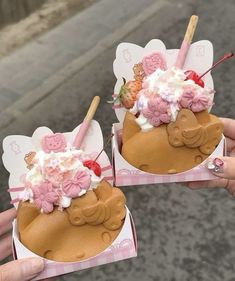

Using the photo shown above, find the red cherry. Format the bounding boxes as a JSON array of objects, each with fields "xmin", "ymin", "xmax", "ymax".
[
  {"xmin": 184, "ymin": 70, "xmax": 205, "ymax": 88},
  {"xmin": 195, "ymin": 78, "xmax": 205, "ymax": 88},
  {"xmin": 83, "ymin": 160, "xmax": 101, "ymax": 177},
  {"xmin": 184, "ymin": 53, "xmax": 234, "ymax": 89}
]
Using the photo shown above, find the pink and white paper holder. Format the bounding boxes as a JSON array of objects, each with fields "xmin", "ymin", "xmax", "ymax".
[
  {"xmin": 2, "ymin": 120, "xmax": 137, "ymax": 280},
  {"xmin": 12, "ymin": 207, "xmax": 137, "ymax": 281},
  {"xmin": 111, "ymin": 39, "xmax": 225, "ymax": 186}
]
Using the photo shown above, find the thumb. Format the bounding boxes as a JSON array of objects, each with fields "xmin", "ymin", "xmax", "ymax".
[
  {"xmin": 206, "ymin": 157, "xmax": 235, "ymax": 180},
  {"xmin": 0, "ymin": 258, "xmax": 44, "ymax": 281}
]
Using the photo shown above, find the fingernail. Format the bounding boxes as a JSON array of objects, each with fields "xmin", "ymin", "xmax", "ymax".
[
  {"xmin": 21, "ymin": 258, "xmax": 44, "ymax": 277},
  {"xmin": 206, "ymin": 158, "xmax": 224, "ymax": 173}
]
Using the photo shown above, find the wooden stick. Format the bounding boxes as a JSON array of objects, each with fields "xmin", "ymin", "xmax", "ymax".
[
  {"xmin": 73, "ymin": 96, "xmax": 100, "ymax": 149},
  {"xmin": 175, "ymin": 15, "xmax": 198, "ymax": 69},
  {"xmin": 184, "ymin": 15, "xmax": 198, "ymax": 44}
]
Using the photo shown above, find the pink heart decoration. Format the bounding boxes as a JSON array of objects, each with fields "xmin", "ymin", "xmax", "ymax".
[{"xmin": 142, "ymin": 52, "xmax": 166, "ymax": 75}]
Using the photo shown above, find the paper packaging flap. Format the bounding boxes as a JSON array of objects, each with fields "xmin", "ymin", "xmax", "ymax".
[
  {"xmin": 2, "ymin": 120, "xmax": 113, "ymax": 208},
  {"xmin": 112, "ymin": 39, "xmax": 214, "ymax": 123},
  {"xmin": 112, "ymin": 123, "xmax": 225, "ymax": 186},
  {"xmin": 12, "ymin": 207, "xmax": 137, "ymax": 280}
]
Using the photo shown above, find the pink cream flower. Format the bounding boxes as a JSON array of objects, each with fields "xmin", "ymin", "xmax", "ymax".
[
  {"xmin": 32, "ymin": 181, "xmax": 59, "ymax": 213},
  {"xmin": 63, "ymin": 170, "xmax": 91, "ymax": 198},
  {"xmin": 142, "ymin": 96, "xmax": 171, "ymax": 127},
  {"xmin": 180, "ymin": 87, "xmax": 210, "ymax": 112}
]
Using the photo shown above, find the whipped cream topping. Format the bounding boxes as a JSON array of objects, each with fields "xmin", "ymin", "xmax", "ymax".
[
  {"xmin": 131, "ymin": 67, "xmax": 214, "ymax": 131},
  {"xmin": 20, "ymin": 145, "xmax": 103, "ymax": 213}
]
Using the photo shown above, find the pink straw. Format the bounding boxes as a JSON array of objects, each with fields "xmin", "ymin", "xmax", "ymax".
[
  {"xmin": 73, "ymin": 96, "xmax": 100, "ymax": 149},
  {"xmin": 175, "ymin": 15, "xmax": 198, "ymax": 69}
]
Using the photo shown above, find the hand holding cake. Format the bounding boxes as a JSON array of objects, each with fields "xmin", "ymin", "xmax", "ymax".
[
  {"xmin": 187, "ymin": 117, "xmax": 235, "ymax": 196},
  {"xmin": 0, "ymin": 208, "xmax": 45, "ymax": 281}
]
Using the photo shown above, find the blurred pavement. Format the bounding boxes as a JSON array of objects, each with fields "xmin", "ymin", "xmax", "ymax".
[{"xmin": 0, "ymin": 0, "xmax": 235, "ymax": 280}]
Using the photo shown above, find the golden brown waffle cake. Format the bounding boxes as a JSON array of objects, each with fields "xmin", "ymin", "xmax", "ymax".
[
  {"xmin": 17, "ymin": 180, "xmax": 126, "ymax": 262},
  {"xmin": 121, "ymin": 109, "xmax": 223, "ymax": 174}
]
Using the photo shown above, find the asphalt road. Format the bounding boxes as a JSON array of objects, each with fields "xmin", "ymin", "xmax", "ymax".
[{"xmin": 0, "ymin": 0, "xmax": 235, "ymax": 280}]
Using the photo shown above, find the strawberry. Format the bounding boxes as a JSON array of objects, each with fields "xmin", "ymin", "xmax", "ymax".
[
  {"xmin": 120, "ymin": 89, "xmax": 137, "ymax": 109},
  {"xmin": 119, "ymin": 79, "xmax": 141, "ymax": 109},
  {"xmin": 108, "ymin": 78, "xmax": 142, "ymax": 109},
  {"xmin": 126, "ymin": 80, "xmax": 142, "ymax": 93}
]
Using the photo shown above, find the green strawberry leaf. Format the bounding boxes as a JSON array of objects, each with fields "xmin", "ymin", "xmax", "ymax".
[{"xmin": 107, "ymin": 77, "xmax": 127, "ymax": 104}]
